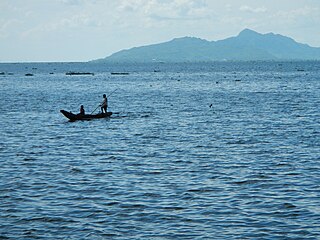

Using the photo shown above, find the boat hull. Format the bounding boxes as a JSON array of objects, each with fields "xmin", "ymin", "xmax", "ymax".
[{"xmin": 60, "ymin": 110, "xmax": 112, "ymax": 121}]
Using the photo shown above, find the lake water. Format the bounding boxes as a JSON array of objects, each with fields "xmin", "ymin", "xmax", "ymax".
[{"xmin": 0, "ymin": 61, "xmax": 319, "ymax": 239}]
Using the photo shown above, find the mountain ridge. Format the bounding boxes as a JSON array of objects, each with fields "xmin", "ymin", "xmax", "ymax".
[{"xmin": 94, "ymin": 29, "xmax": 320, "ymax": 62}]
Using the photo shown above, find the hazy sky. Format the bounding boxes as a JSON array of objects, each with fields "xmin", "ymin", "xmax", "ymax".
[{"xmin": 1, "ymin": 0, "xmax": 320, "ymax": 62}]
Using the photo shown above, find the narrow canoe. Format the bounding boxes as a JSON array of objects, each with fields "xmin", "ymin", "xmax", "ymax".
[{"xmin": 60, "ymin": 110, "xmax": 112, "ymax": 121}]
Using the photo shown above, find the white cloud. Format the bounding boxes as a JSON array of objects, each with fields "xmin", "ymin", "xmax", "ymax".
[
  {"xmin": 0, "ymin": 19, "xmax": 22, "ymax": 39},
  {"xmin": 21, "ymin": 13, "xmax": 101, "ymax": 39},
  {"xmin": 117, "ymin": 0, "xmax": 211, "ymax": 20},
  {"xmin": 240, "ymin": 5, "xmax": 267, "ymax": 13},
  {"xmin": 275, "ymin": 6, "xmax": 319, "ymax": 20},
  {"xmin": 55, "ymin": 14, "xmax": 100, "ymax": 28},
  {"xmin": 57, "ymin": 0, "xmax": 89, "ymax": 5}
]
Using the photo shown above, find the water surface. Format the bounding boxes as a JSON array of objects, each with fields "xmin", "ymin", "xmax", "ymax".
[{"xmin": 1, "ymin": 62, "xmax": 319, "ymax": 239}]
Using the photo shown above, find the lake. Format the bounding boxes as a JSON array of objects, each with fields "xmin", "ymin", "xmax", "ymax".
[{"xmin": 0, "ymin": 61, "xmax": 319, "ymax": 239}]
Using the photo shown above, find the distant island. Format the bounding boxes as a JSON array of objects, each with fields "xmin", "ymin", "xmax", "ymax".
[{"xmin": 94, "ymin": 29, "xmax": 320, "ymax": 62}]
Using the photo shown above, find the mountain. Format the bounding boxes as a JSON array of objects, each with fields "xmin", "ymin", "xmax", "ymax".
[{"xmin": 95, "ymin": 29, "xmax": 320, "ymax": 62}]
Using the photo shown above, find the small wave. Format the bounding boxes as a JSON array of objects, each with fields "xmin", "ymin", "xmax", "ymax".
[
  {"xmin": 105, "ymin": 201, "xmax": 120, "ymax": 206},
  {"xmin": 231, "ymin": 179, "xmax": 262, "ymax": 185},
  {"xmin": 119, "ymin": 203, "xmax": 146, "ymax": 209},
  {"xmin": 281, "ymin": 203, "xmax": 297, "ymax": 209},
  {"xmin": 142, "ymin": 192, "xmax": 162, "ymax": 198},
  {"xmin": 17, "ymin": 216, "xmax": 76, "ymax": 223},
  {"xmin": 187, "ymin": 188, "xmax": 215, "ymax": 193},
  {"xmin": 69, "ymin": 167, "xmax": 83, "ymax": 173},
  {"xmin": 162, "ymin": 206, "xmax": 186, "ymax": 211}
]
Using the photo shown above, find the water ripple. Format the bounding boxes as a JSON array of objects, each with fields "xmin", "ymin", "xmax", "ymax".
[{"xmin": 1, "ymin": 62, "xmax": 320, "ymax": 239}]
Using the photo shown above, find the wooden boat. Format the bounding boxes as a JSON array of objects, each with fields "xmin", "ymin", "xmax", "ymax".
[{"xmin": 60, "ymin": 110, "xmax": 112, "ymax": 121}]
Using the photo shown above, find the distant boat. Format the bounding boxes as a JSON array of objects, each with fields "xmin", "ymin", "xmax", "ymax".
[
  {"xmin": 111, "ymin": 72, "xmax": 129, "ymax": 75},
  {"xmin": 25, "ymin": 73, "xmax": 34, "ymax": 76},
  {"xmin": 66, "ymin": 72, "xmax": 94, "ymax": 76},
  {"xmin": 60, "ymin": 110, "xmax": 112, "ymax": 121}
]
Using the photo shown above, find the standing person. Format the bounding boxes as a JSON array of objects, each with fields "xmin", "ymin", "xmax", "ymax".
[{"xmin": 100, "ymin": 94, "xmax": 108, "ymax": 113}]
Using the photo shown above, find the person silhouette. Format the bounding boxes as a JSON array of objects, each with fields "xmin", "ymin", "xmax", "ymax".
[
  {"xmin": 79, "ymin": 105, "xmax": 85, "ymax": 115},
  {"xmin": 100, "ymin": 94, "xmax": 108, "ymax": 113}
]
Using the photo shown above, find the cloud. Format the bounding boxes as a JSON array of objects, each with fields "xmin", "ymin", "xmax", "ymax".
[
  {"xmin": 0, "ymin": 19, "xmax": 22, "ymax": 39},
  {"xmin": 275, "ymin": 6, "xmax": 319, "ymax": 19},
  {"xmin": 240, "ymin": 5, "xmax": 267, "ymax": 13},
  {"xmin": 57, "ymin": 0, "xmax": 103, "ymax": 6},
  {"xmin": 21, "ymin": 13, "xmax": 101, "ymax": 39},
  {"xmin": 57, "ymin": 0, "xmax": 87, "ymax": 5},
  {"xmin": 118, "ymin": 0, "xmax": 211, "ymax": 20},
  {"xmin": 55, "ymin": 14, "xmax": 100, "ymax": 28}
]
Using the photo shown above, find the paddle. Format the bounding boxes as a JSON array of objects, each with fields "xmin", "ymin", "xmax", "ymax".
[
  {"xmin": 90, "ymin": 89, "xmax": 119, "ymax": 114},
  {"xmin": 107, "ymin": 88, "xmax": 118, "ymax": 98},
  {"xmin": 90, "ymin": 105, "xmax": 100, "ymax": 114}
]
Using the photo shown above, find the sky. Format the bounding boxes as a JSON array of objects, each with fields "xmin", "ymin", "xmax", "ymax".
[{"xmin": 1, "ymin": 0, "xmax": 320, "ymax": 62}]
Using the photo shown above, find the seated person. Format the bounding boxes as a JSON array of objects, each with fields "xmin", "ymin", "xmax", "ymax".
[{"xmin": 79, "ymin": 105, "xmax": 85, "ymax": 115}]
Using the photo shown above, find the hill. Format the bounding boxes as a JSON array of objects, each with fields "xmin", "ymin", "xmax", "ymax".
[{"xmin": 94, "ymin": 29, "xmax": 320, "ymax": 62}]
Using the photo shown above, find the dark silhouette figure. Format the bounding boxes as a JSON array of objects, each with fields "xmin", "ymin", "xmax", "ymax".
[
  {"xmin": 100, "ymin": 94, "xmax": 108, "ymax": 113},
  {"xmin": 79, "ymin": 105, "xmax": 85, "ymax": 115}
]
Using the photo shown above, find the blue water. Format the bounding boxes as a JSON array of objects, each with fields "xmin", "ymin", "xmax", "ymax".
[{"xmin": 1, "ymin": 62, "xmax": 319, "ymax": 239}]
